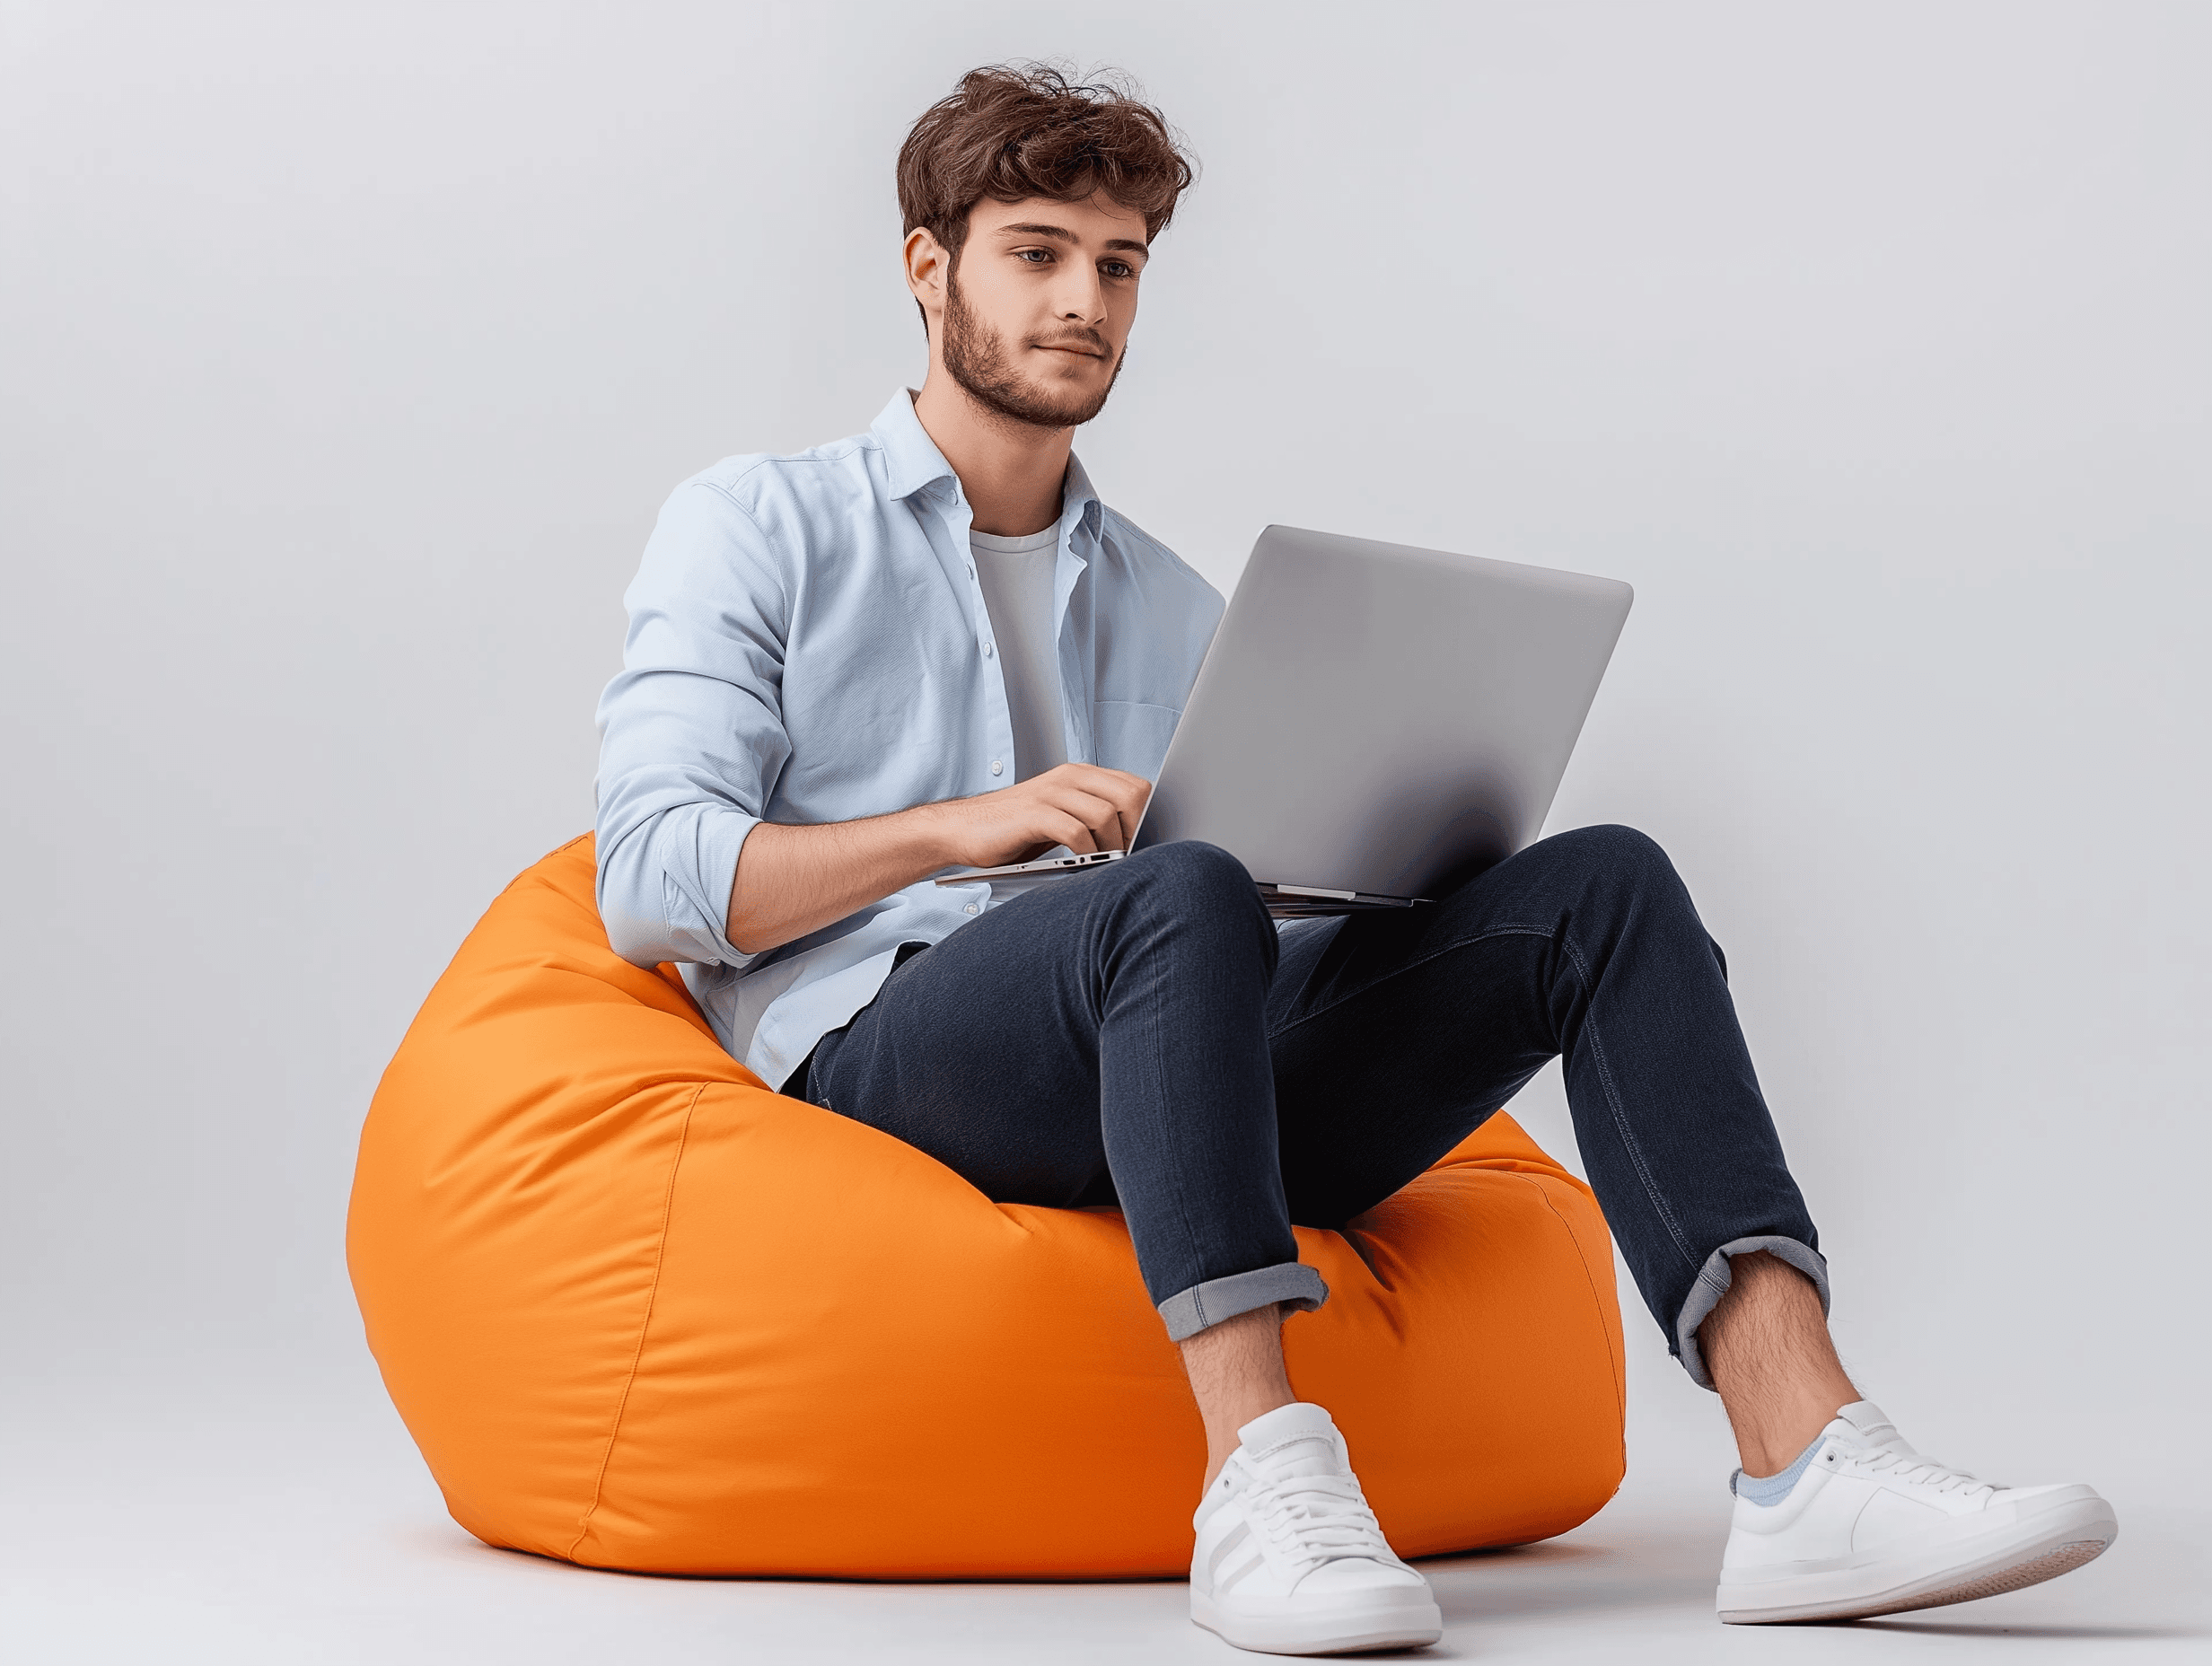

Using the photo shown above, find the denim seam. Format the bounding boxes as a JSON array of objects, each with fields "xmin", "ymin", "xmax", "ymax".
[
  {"xmin": 1262, "ymin": 923, "xmax": 1559, "ymax": 1044},
  {"xmin": 1551, "ymin": 928, "xmax": 1702, "ymax": 1277},
  {"xmin": 1159, "ymin": 1263, "xmax": 1326, "ymax": 1342},
  {"xmin": 1265, "ymin": 919, "xmax": 1702, "ymax": 1280},
  {"xmin": 1098, "ymin": 880, "xmax": 1208, "ymax": 1328}
]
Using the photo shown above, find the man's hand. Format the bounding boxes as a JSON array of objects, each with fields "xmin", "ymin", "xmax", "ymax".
[
  {"xmin": 921, "ymin": 764, "xmax": 1154, "ymax": 869},
  {"xmin": 725, "ymin": 765, "xmax": 1154, "ymax": 957}
]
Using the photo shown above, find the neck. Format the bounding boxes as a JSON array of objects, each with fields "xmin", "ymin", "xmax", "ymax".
[{"xmin": 911, "ymin": 373, "xmax": 1073, "ymax": 538}]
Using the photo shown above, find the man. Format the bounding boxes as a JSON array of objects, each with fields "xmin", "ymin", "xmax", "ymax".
[{"xmin": 595, "ymin": 64, "xmax": 2113, "ymax": 1656}]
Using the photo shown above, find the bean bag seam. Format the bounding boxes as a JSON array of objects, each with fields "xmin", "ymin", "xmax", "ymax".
[
  {"xmin": 1511, "ymin": 1171, "xmax": 1628, "ymax": 1435},
  {"xmin": 487, "ymin": 834, "xmax": 597, "ymax": 917},
  {"xmin": 565, "ymin": 1078, "xmax": 704, "ymax": 1562}
]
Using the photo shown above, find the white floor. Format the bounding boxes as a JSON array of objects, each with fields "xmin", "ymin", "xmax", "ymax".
[{"xmin": 6, "ymin": 1368, "xmax": 2203, "ymax": 1666}]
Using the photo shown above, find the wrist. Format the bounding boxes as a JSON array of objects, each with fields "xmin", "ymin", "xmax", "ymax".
[{"xmin": 900, "ymin": 797, "xmax": 968, "ymax": 871}]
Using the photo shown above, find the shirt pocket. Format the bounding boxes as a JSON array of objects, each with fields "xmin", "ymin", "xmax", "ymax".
[{"xmin": 1091, "ymin": 699, "xmax": 1182, "ymax": 780}]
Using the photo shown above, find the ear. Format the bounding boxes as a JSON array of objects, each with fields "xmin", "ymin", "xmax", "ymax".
[{"xmin": 904, "ymin": 227, "xmax": 951, "ymax": 317}]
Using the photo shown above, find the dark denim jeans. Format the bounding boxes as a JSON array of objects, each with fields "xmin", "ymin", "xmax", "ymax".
[{"xmin": 799, "ymin": 826, "xmax": 1826, "ymax": 1385}]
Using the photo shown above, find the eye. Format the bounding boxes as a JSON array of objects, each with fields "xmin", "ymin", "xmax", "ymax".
[
  {"xmin": 1101, "ymin": 260, "xmax": 1136, "ymax": 280},
  {"xmin": 1015, "ymin": 248, "xmax": 1053, "ymax": 265}
]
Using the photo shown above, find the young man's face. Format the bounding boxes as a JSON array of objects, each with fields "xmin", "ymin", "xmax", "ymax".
[{"xmin": 912, "ymin": 193, "xmax": 1151, "ymax": 430}]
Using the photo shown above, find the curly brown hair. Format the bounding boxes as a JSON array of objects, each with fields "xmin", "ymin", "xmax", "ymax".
[{"xmin": 897, "ymin": 63, "xmax": 1198, "ymax": 258}]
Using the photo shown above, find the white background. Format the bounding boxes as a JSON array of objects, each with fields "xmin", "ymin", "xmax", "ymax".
[{"xmin": 4, "ymin": 2, "xmax": 2206, "ymax": 1660}]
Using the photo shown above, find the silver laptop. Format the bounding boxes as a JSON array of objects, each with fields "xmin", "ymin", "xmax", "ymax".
[{"xmin": 935, "ymin": 525, "xmax": 1633, "ymax": 916}]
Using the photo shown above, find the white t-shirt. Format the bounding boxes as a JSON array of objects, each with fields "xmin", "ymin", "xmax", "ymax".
[{"xmin": 969, "ymin": 525, "xmax": 1067, "ymax": 782}]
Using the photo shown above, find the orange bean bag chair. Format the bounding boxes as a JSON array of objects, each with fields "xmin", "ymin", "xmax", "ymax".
[{"xmin": 347, "ymin": 835, "xmax": 1628, "ymax": 1577}]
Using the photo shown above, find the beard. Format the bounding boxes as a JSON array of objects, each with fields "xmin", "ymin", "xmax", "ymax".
[{"xmin": 941, "ymin": 262, "xmax": 1126, "ymax": 430}]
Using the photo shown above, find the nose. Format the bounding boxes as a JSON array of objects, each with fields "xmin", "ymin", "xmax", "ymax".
[{"xmin": 1051, "ymin": 261, "xmax": 1107, "ymax": 327}]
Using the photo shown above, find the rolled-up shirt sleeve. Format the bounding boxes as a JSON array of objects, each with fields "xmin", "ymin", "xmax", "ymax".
[{"xmin": 594, "ymin": 480, "xmax": 793, "ymax": 970}]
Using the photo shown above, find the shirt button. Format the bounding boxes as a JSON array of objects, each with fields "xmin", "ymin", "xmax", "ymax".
[
  {"xmin": 963, "ymin": 903, "xmax": 979, "ymax": 915},
  {"xmin": 967, "ymin": 566, "xmax": 976, "ymax": 580},
  {"xmin": 990, "ymin": 758, "xmax": 1003, "ymax": 776},
  {"xmin": 982, "ymin": 641, "xmax": 995, "ymax": 658}
]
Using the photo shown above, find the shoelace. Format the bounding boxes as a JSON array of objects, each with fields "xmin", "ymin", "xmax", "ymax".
[
  {"xmin": 1847, "ymin": 1442, "xmax": 2000, "ymax": 1499},
  {"xmin": 1246, "ymin": 1468, "xmax": 1396, "ymax": 1577}
]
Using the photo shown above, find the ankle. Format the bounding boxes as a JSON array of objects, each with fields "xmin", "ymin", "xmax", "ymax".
[
  {"xmin": 1180, "ymin": 1303, "xmax": 1293, "ymax": 1489},
  {"xmin": 1201, "ymin": 1390, "xmax": 1295, "ymax": 1487},
  {"xmin": 1733, "ymin": 1390, "xmax": 1851, "ymax": 1477}
]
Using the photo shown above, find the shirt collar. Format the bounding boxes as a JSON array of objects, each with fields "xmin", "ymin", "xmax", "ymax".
[
  {"xmin": 872, "ymin": 389, "xmax": 958, "ymax": 501},
  {"xmin": 872, "ymin": 388, "xmax": 1103, "ymax": 535},
  {"xmin": 1058, "ymin": 451, "xmax": 1103, "ymax": 536}
]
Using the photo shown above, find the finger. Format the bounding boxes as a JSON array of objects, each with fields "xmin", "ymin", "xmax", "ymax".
[
  {"xmin": 1116, "ymin": 777, "xmax": 1153, "ymax": 841},
  {"xmin": 1045, "ymin": 811, "xmax": 1100, "ymax": 854},
  {"xmin": 1069, "ymin": 763, "xmax": 1151, "ymax": 794},
  {"xmin": 1023, "ymin": 792, "xmax": 1107, "ymax": 854},
  {"xmin": 1098, "ymin": 767, "xmax": 1153, "ymax": 816},
  {"xmin": 1046, "ymin": 789, "xmax": 1127, "ymax": 849},
  {"xmin": 1090, "ymin": 774, "xmax": 1149, "ymax": 846},
  {"xmin": 1040, "ymin": 768, "xmax": 1149, "ymax": 846},
  {"xmin": 1039, "ymin": 785, "xmax": 1120, "ymax": 827}
]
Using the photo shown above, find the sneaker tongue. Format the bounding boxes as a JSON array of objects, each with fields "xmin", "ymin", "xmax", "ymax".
[
  {"xmin": 1238, "ymin": 1402, "xmax": 1345, "ymax": 1479},
  {"xmin": 1828, "ymin": 1399, "xmax": 1916, "ymax": 1454}
]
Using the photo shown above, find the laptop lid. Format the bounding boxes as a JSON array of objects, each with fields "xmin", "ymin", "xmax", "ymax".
[{"xmin": 1130, "ymin": 525, "xmax": 1633, "ymax": 899}]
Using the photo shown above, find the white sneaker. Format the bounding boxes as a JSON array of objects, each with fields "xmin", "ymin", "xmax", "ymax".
[
  {"xmin": 1716, "ymin": 1400, "xmax": 2118, "ymax": 1624},
  {"xmin": 1189, "ymin": 1402, "xmax": 1442, "ymax": 1655}
]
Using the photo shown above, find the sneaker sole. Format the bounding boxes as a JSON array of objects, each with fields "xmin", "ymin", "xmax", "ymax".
[
  {"xmin": 1717, "ymin": 1494, "xmax": 2118, "ymax": 1625},
  {"xmin": 1191, "ymin": 1590, "xmax": 1444, "ymax": 1655}
]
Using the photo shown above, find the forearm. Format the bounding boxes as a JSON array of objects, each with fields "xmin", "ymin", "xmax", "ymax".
[
  {"xmin": 724, "ymin": 764, "xmax": 1154, "ymax": 956},
  {"xmin": 726, "ymin": 805, "xmax": 957, "ymax": 956}
]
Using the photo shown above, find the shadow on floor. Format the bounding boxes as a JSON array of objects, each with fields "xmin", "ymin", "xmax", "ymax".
[{"xmin": 1847, "ymin": 1619, "xmax": 2209, "ymax": 1642}]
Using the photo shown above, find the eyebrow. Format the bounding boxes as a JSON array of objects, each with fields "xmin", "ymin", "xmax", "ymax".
[{"xmin": 997, "ymin": 222, "xmax": 1150, "ymax": 259}]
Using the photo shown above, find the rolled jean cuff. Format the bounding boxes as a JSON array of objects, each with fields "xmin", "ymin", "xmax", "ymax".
[
  {"xmin": 1673, "ymin": 1235, "xmax": 1830, "ymax": 1392},
  {"xmin": 1157, "ymin": 1261, "xmax": 1329, "ymax": 1343}
]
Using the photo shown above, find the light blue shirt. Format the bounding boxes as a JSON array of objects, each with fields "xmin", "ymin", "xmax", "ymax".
[{"xmin": 594, "ymin": 390, "xmax": 1225, "ymax": 1089}]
